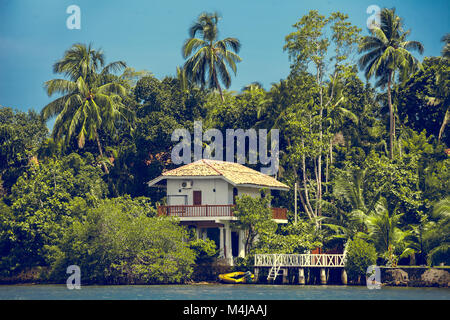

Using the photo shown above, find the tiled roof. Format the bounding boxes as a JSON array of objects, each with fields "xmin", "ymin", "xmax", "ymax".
[{"xmin": 159, "ymin": 159, "xmax": 289, "ymax": 190}]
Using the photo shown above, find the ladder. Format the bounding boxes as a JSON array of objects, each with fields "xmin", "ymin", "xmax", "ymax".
[{"xmin": 267, "ymin": 254, "xmax": 282, "ymax": 282}]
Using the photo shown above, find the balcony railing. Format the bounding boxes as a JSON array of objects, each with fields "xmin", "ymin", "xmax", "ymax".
[
  {"xmin": 157, "ymin": 205, "xmax": 287, "ymax": 220},
  {"xmin": 271, "ymin": 207, "xmax": 288, "ymax": 220}
]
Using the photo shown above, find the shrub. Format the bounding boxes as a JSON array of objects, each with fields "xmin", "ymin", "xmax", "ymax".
[
  {"xmin": 345, "ymin": 238, "xmax": 377, "ymax": 284},
  {"xmin": 49, "ymin": 197, "xmax": 196, "ymax": 284},
  {"xmin": 189, "ymin": 238, "xmax": 218, "ymax": 264}
]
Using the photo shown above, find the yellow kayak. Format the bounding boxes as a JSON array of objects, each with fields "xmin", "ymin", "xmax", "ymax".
[{"xmin": 218, "ymin": 271, "xmax": 254, "ymax": 284}]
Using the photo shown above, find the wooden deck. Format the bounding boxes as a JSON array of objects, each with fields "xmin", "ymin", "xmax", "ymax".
[
  {"xmin": 254, "ymin": 253, "xmax": 346, "ymax": 267},
  {"xmin": 254, "ymin": 253, "xmax": 348, "ymax": 284},
  {"xmin": 157, "ymin": 205, "xmax": 287, "ymax": 220}
]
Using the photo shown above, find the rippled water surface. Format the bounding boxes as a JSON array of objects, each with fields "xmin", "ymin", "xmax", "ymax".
[{"xmin": 1, "ymin": 284, "xmax": 449, "ymax": 300}]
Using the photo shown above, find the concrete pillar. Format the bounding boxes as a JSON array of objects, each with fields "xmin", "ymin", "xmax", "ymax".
[
  {"xmin": 196, "ymin": 227, "xmax": 202, "ymax": 240},
  {"xmin": 224, "ymin": 222, "xmax": 233, "ymax": 265},
  {"xmin": 219, "ymin": 227, "xmax": 224, "ymax": 258},
  {"xmin": 341, "ymin": 269, "xmax": 348, "ymax": 285},
  {"xmin": 254, "ymin": 268, "xmax": 259, "ymax": 283},
  {"xmin": 320, "ymin": 268, "xmax": 327, "ymax": 285},
  {"xmin": 298, "ymin": 268, "xmax": 305, "ymax": 285},
  {"xmin": 202, "ymin": 228, "xmax": 207, "ymax": 241},
  {"xmin": 282, "ymin": 268, "xmax": 289, "ymax": 284},
  {"xmin": 238, "ymin": 229, "xmax": 245, "ymax": 258}
]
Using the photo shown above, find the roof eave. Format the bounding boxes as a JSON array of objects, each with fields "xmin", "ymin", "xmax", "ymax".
[{"xmin": 236, "ymin": 183, "xmax": 290, "ymax": 191}]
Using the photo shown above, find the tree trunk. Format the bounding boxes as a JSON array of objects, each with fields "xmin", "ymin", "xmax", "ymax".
[
  {"xmin": 387, "ymin": 71, "xmax": 395, "ymax": 159},
  {"xmin": 438, "ymin": 107, "xmax": 449, "ymax": 144},
  {"xmin": 325, "ymin": 153, "xmax": 329, "ymax": 194},
  {"xmin": 316, "ymin": 147, "xmax": 323, "ymax": 223},
  {"xmin": 317, "ymin": 73, "xmax": 324, "ymax": 220},
  {"xmin": 96, "ymin": 133, "xmax": 109, "ymax": 174},
  {"xmin": 301, "ymin": 138, "xmax": 315, "ymax": 220}
]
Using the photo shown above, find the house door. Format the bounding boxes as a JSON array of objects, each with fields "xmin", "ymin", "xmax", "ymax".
[{"xmin": 193, "ymin": 191, "xmax": 202, "ymax": 205}]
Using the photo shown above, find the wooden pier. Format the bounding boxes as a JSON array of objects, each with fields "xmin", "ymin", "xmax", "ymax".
[{"xmin": 254, "ymin": 254, "xmax": 347, "ymax": 285}]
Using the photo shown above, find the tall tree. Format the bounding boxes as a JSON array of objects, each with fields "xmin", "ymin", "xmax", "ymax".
[
  {"xmin": 182, "ymin": 12, "xmax": 242, "ymax": 101},
  {"xmin": 435, "ymin": 34, "xmax": 450, "ymax": 143},
  {"xmin": 358, "ymin": 8, "xmax": 424, "ymax": 158},
  {"xmin": 41, "ymin": 43, "xmax": 129, "ymax": 173},
  {"xmin": 284, "ymin": 11, "xmax": 361, "ymax": 224}
]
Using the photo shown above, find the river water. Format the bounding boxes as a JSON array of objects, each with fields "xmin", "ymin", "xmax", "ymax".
[{"xmin": 1, "ymin": 284, "xmax": 449, "ymax": 300}]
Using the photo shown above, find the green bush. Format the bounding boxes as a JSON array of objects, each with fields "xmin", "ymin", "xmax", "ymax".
[
  {"xmin": 345, "ymin": 238, "xmax": 377, "ymax": 284},
  {"xmin": 189, "ymin": 238, "xmax": 218, "ymax": 264},
  {"xmin": 49, "ymin": 198, "xmax": 196, "ymax": 284}
]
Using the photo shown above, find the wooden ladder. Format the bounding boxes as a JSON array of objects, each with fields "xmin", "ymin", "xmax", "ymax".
[{"xmin": 267, "ymin": 254, "xmax": 282, "ymax": 282}]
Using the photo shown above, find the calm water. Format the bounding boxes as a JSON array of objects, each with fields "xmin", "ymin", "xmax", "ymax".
[{"xmin": 0, "ymin": 284, "xmax": 449, "ymax": 300}]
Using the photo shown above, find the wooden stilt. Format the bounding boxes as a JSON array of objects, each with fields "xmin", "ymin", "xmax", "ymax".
[
  {"xmin": 320, "ymin": 268, "xmax": 327, "ymax": 285},
  {"xmin": 341, "ymin": 269, "xmax": 347, "ymax": 285},
  {"xmin": 282, "ymin": 268, "xmax": 289, "ymax": 284},
  {"xmin": 298, "ymin": 268, "xmax": 305, "ymax": 285}
]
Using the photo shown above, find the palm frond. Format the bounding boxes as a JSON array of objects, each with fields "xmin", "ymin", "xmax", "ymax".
[
  {"xmin": 44, "ymin": 79, "xmax": 77, "ymax": 96},
  {"xmin": 101, "ymin": 61, "xmax": 127, "ymax": 75}
]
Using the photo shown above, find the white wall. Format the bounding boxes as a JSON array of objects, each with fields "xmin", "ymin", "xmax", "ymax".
[
  {"xmin": 166, "ymin": 178, "xmax": 268, "ymax": 205},
  {"xmin": 167, "ymin": 178, "xmax": 229, "ymax": 205},
  {"xmin": 237, "ymin": 186, "xmax": 261, "ymax": 198}
]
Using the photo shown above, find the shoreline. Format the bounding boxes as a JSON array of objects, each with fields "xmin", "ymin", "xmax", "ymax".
[
  {"xmin": 0, "ymin": 281, "xmax": 448, "ymax": 288},
  {"xmin": 1, "ymin": 266, "xmax": 449, "ymax": 288}
]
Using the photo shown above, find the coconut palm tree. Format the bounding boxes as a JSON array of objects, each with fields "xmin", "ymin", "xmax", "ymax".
[
  {"xmin": 366, "ymin": 199, "xmax": 410, "ymax": 256},
  {"xmin": 423, "ymin": 197, "xmax": 450, "ymax": 266},
  {"xmin": 358, "ymin": 8, "xmax": 424, "ymax": 159},
  {"xmin": 41, "ymin": 43, "xmax": 129, "ymax": 173},
  {"xmin": 182, "ymin": 12, "xmax": 242, "ymax": 101}
]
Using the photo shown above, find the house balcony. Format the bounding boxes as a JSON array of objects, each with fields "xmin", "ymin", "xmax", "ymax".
[{"xmin": 157, "ymin": 205, "xmax": 288, "ymax": 222}]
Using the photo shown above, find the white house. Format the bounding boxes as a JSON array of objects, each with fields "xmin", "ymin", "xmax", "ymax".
[{"xmin": 147, "ymin": 159, "xmax": 289, "ymax": 265}]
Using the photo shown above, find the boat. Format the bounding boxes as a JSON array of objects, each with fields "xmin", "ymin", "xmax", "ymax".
[{"xmin": 218, "ymin": 271, "xmax": 254, "ymax": 284}]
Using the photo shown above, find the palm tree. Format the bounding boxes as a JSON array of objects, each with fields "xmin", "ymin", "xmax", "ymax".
[
  {"xmin": 423, "ymin": 197, "xmax": 450, "ymax": 266},
  {"xmin": 41, "ymin": 43, "xmax": 128, "ymax": 173},
  {"xmin": 182, "ymin": 12, "xmax": 242, "ymax": 101},
  {"xmin": 358, "ymin": 8, "xmax": 424, "ymax": 158},
  {"xmin": 436, "ymin": 34, "xmax": 450, "ymax": 143},
  {"xmin": 366, "ymin": 199, "xmax": 410, "ymax": 257}
]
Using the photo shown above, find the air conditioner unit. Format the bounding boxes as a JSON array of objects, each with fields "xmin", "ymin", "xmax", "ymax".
[{"xmin": 181, "ymin": 180, "xmax": 193, "ymax": 189}]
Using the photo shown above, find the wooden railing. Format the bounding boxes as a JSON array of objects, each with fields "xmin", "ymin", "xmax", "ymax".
[
  {"xmin": 157, "ymin": 205, "xmax": 288, "ymax": 220},
  {"xmin": 254, "ymin": 254, "xmax": 346, "ymax": 267},
  {"xmin": 272, "ymin": 207, "xmax": 288, "ymax": 220},
  {"xmin": 157, "ymin": 205, "xmax": 233, "ymax": 217}
]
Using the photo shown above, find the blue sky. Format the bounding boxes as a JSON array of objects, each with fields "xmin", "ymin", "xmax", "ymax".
[{"xmin": 0, "ymin": 0, "xmax": 449, "ymax": 114}]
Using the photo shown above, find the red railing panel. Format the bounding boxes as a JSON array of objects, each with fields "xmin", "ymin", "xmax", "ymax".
[{"xmin": 157, "ymin": 205, "xmax": 287, "ymax": 220}]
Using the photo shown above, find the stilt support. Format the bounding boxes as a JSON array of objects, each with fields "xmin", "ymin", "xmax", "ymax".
[
  {"xmin": 320, "ymin": 268, "xmax": 327, "ymax": 285},
  {"xmin": 254, "ymin": 268, "xmax": 259, "ymax": 283},
  {"xmin": 298, "ymin": 268, "xmax": 305, "ymax": 285},
  {"xmin": 341, "ymin": 269, "xmax": 347, "ymax": 285},
  {"xmin": 282, "ymin": 268, "xmax": 289, "ymax": 284}
]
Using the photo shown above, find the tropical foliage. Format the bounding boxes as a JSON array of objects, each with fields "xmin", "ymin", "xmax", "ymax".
[{"xmin": 0, "ymin": 8, "xmax": 449, "ymax": 283}]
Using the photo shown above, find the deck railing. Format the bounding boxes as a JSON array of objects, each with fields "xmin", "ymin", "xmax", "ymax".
[
  {"xmin": 271, "ymin": 207, "xmax": 288, "ymax": 220},
  {"xmin": 157, "ymin": 205, "xmax": 287, "ymax": 220},
  {"xmin": 254, "ymin": 254, "xmax": 346, "ymax": 267},
  {"xmin": 157, "ymin": 205, "xmax": 233, "ymax": 217}
]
